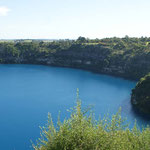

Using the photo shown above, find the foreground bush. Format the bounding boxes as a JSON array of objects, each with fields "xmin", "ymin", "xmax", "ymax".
[{"xmin": 33, "ymin": 95, "xmax": 150, "ymax": 150}]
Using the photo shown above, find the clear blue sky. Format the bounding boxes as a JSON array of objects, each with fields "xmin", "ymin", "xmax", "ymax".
[{"xmin": 0, "ymin": 0, "xmax": 150, "ymax": 39}]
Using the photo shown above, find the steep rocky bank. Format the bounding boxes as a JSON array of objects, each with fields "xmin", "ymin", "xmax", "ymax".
[
  {"xmin": 2, "ymin": 44, "xmax": 150, "ymax": 81},
  {"xmin": 131, "ymin": 73, "xmax": 150, "ymax": 114}
]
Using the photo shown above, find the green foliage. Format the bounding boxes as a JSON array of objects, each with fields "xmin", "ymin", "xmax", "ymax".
[
  {"xmin": 76, "ymin": 36, "xmax": 87, "ymax": 44},
  {"xmin": 33, "ymin": 94, "xmax": 150, "ymax": 150},
  {"xmin": 131, "ymin": 73, "xmax": 150, "ymax": 114}
]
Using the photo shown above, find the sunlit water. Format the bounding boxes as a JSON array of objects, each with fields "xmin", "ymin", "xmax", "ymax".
[{"xmin": 0, "ymin": 64, "xmax": 149, "ymax": 150}]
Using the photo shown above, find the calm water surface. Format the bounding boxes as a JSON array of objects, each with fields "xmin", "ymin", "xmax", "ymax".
[{"xmin": 0, "ymin": 64, "xmax": 149, "ymax": 150}]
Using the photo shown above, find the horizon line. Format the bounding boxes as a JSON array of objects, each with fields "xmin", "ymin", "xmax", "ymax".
[{"xmin": 1, "ymin": 35, "xmax": 150, "ymax": 41}]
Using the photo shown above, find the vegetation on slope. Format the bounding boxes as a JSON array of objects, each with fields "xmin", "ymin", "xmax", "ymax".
[
  {"xmin": 0, "ymin": 36, "xmax": 150, "ymax": 80},
  {"xmin": 131, "ymin": 73, "xmax": 150, "ymax": 114},
  {"xmin": 33, "ymin": 93, "xmax": 150, "ymax": 150}
]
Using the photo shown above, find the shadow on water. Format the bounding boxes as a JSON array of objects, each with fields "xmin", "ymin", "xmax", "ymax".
[
  {"xmin": 121, "ymin": 98, "xmax": 150, "ymax": 128},
  {"xmin": 131, "ymin": 106, "xmax": 150, "ymax": 121}
]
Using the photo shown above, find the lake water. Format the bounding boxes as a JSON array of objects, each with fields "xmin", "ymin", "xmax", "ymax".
[{"xmin": 0, "ymin": 64, "xmax": 150, "ymax": 150}]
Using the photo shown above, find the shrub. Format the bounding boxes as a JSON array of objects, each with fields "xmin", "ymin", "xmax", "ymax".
[{"xmin": 33, "ymin": 92, "xmax": 150, "ymax": 150}]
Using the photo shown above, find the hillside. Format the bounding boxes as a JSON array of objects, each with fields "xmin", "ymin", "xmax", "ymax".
[
  {"xmin": 0, "ymin": 36, "xmax": 150, "ymax": 80},
  {"xmin": 131, "ymin": 73, "xmax": 150, "ymax": 114}
]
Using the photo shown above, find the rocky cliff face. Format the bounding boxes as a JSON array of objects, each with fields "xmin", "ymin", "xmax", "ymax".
[
  {"xmin": 1, "ymin": 43, "xmax": 150, "ymax": 81},
  {"xmin": 30, "ymin": 48, "xmax": 150, "ymax": 80}
]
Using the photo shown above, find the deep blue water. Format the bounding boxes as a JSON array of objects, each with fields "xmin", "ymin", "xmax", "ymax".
[{"xmin": 0, "ymin": 64, "xmax": 150, "ymax": 150}]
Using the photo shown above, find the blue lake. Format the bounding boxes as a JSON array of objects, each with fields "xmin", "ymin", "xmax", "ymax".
[{"xmin": 0, "ymin": 64, "xmax": 150, "ymax": 150}]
